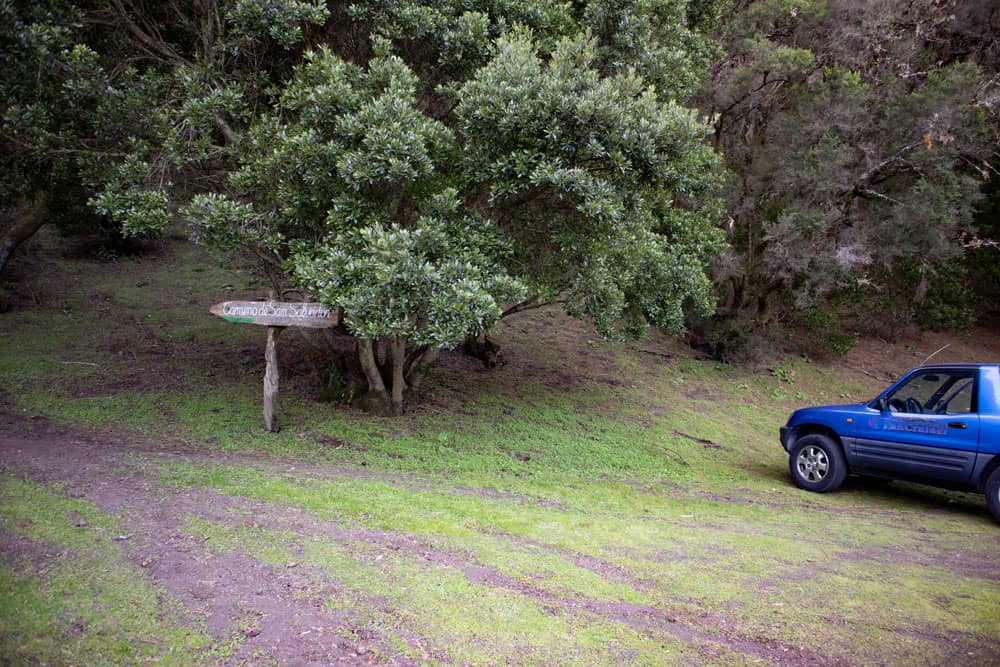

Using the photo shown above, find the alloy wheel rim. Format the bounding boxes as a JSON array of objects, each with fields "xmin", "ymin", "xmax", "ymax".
[{"xmin": 797, "ymin": 446, "xmax": 829, "ymax": 482}]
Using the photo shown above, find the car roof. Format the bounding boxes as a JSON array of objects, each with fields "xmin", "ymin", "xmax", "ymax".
[{"xmin": 915, "ymin": 363, "xmax": 1000, "ymax": 369}]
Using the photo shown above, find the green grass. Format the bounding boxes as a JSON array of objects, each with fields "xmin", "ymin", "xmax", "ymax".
[
  {"xmin": 1, "ymin": 232, "xmax": 998, "ymax": 664},
  {"xmin": 0, "ymin": 477, "xmax": 216, "ymax": 665},
  {"xmin": 153, "ymin": 455, "xmax": 999, "ymax": 663},
  {"xmin": 181, "ymin": 514, "xmax": 703, "ymax": 665}
]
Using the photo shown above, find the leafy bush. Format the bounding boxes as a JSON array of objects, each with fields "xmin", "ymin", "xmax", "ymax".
[{"xmin": 801, "ymin": 309, "xmax": 857, "ymax": 357}]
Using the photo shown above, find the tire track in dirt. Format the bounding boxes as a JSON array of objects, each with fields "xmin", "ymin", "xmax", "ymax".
[
  {"xmin": 257, "ymin": 452, "xmax": 572, "ymax": 512},
  {"xmin": 0, "ymin": 415, "xmax": 425, "ymax": 665},
  {"xmin": 0, "ymin": 529, "xmax": 68, "ymax": 572},
  {"xmin": 158, "ymin": 460, "xmax": 861, "ymax": 665},
  {"xmin": 1, "ymin": 412, "xmax": 856, "ymax": 666},
  {"xmin": 835, "ymin": 543, "xmax": 1000, "ymax": 581},
  {"xmin": 476, "ymin": 526, "xmax": 660, "ymax": 592},
  {"xmin": 98, "ymin": 475, "xmax": 842, "ymax": 666}
]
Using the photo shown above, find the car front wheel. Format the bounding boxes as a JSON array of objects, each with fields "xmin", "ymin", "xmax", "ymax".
[
  {"xmin": 789, "ymin": 434, "xmax": 847, "ymax": 493},
  {"xmin": 985, "ymin": 467, "xmax": 1000, "ymax": 525}
]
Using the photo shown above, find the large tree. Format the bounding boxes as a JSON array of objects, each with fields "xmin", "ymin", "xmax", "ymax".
[
  {"xmin": 186, "ymin": 3, "xmax": 725, "ymax": 414},
  {"xmin": 0, "ymin": 0, "xmax": 329, "ymax": 271},
  {"xmin": 698, "ymin": 0, "xmax": 999, "ymax": 352},
  {"xmin": 3, "ymin": 1, "xmax": 726, "ymax": 414}
]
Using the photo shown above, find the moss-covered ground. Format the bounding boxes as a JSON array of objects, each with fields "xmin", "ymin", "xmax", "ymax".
[{"xmin": 0, "ymin": 230, "xmax": 997, "ymax": 664}]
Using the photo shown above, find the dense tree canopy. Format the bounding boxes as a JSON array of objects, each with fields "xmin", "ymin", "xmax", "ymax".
[
  {"xmin": 698, "ymin": 0, "xmax": 999, "ymax": 354},
  {"xmin": 0, "ymin": 0, "xmax": 330, "ymax": 265},
  {"xmin": 185, "ymin": 6, "xmax": 725, "ymax": 413},
  {"xmin": 3, "ymin": 0, "xmax": 998, "ymax": 407},
  {"xmin": 3, "ymin": 0, "xmax": 725, "ymax": 413}
]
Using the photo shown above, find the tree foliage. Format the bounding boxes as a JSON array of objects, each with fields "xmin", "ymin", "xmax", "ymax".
[
  {"xmin": 186, "ymin": 11, "xmax": 724, "ymax": 413},
  {"xmin": 3, "ymin": 0, "xmax": 725, "ymax": 413},
  {"xmin": 10, "ymin": 0, "xmax": 996, "ymax": 408},
  {"xmin": 0, "ymin": 0, "xmax": 329, "ymax": 263},
  {"xmin": 699, "ymin": 0, "xmax": 999, "ymax": 349}
]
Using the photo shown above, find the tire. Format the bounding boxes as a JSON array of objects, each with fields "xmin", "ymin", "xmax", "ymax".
[
  {"xmin": 986, "ymin": 467, "xmax": 1000, "ymax": 525},
  {"xmin": 789, "ymin": 434, "xmax": 848, "ymax": 493}
]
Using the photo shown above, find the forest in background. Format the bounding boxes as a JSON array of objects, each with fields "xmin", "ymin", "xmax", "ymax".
[{"xmin": 2, "ymin": 0, "xmax": 998, "ymax": 410}]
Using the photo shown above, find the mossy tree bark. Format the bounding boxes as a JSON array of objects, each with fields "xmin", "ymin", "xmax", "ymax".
[
  {"xmin": 357, "ymin": 338, "xmax": 390, "ymax": 413},
  {"xmin": 0, "ymin": 192, "xmax": 48, "ymax": 276},
  {"xmin": 353, "ymin": 337, "xmax": 440, "ymax": 415},
  {"xmin": 390, "ymin": 337, "xmax": 407, "ymax": 417},
  {"xmin": 263, "ymin": 326, "xmax": 285, "ymax": 432}
]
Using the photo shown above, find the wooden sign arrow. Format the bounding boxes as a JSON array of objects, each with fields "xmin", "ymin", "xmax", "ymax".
[{"xmin": 210, "ymin": 301, "xmax": 338, "ymax": 328}]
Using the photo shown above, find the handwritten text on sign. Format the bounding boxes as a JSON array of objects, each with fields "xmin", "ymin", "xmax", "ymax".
[{"xmin": 210, "ymin": 301, "xmax": 338, "ymax": 328}]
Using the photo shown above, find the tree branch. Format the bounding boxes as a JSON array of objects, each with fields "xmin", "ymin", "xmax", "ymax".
[
  {"xmin": 404, "ymin": 347, "xmax": 439, "ymax": 394},
  {"xmin": 0, "ymin": 191, "xmax": 49, "ymax": 275},
  {"xmin": 110, "ymin": 0, "xmax": 191, "ymax": 66},
  {"xmin": 501, "ymin": 295, "xmax": 540, "ymax": 318},
  {"xmin": 390, "ymin": 337, "xmax": 406, "ymax": 415},
  {"xmin": 213, "ymin": 113, "xmax": 237, "ymax": 145},
  {"xmin": 857, "ymin": 189, "xmax": 905, "ymax": 206},
  {"xmin": 856, "ymin": 142, "xmax": 923, "ymax": 186},
  {"xmin": 501, "ymin": 296, "xmax": 568, "ymax": 318}
]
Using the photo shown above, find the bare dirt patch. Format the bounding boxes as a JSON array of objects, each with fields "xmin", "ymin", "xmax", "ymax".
[
  {"xmin": 838, "ymin": 325, "xmax": 1000, "ymax": 389},
  {"xmin": 0, "ymin": 412, "xmax": 418, "ymax": 664},
  {"xmin": 0, "ymin": 410, "xmax": 865, "ymax": 665},
  {"xmin": 0, "ymin": 529, "xmax": 68, "ymax": 572}
]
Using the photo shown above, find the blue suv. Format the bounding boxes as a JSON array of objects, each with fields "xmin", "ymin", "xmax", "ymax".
[{"xmin": 780, "ymin": 363, "xmax": 1000, "ymax": 523}]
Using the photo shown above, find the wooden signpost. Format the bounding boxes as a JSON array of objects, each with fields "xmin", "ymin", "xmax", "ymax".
[{"xmin": 210, "ymin": 299, "xmax": 338, "ymax": 432}]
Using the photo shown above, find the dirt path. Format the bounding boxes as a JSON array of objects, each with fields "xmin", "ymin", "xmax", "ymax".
[
  {"xmin": 1, "ymin": 411, "xmax": 412, "ymax": 664},
  {"xmin": 4, "ymin": 410, "xmax": 993, "ymax": 666}
]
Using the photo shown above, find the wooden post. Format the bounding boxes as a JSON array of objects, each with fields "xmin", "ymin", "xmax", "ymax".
[
  {"xmin": 263, "ymin": 325, "xmax": 285, "ymax": 432},
  {"xmin": 210, "ymin": 298, "xmax": 336, "ymax": 432}
]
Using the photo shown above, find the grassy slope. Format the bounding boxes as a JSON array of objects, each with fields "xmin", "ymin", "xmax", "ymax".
[
  {"xmin": 1, "ymin": 231, "xmax": 998, "ymax": 665},
  {"xmin": 0, "ymin": 478, "xmax": 214, "ymax": 666}
]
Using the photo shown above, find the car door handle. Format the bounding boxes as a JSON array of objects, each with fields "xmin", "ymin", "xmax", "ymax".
[{"xmin": 947, "ymin": 422, "xmax": 967, "ymax": 429}]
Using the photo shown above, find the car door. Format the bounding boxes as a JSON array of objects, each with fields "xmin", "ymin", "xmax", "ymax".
[{"xmin": 853, "ymin": 368, "xmax": 981, "ymax": 483}]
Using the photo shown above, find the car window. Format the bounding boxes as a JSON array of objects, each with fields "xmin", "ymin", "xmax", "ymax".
[
  {"xmin": 887, "ymin": 370, "xmax": 976, "ymax": 414},
  {"xmin": 936, "ymin": 379, "xmax": 974, "ymax": 414}
]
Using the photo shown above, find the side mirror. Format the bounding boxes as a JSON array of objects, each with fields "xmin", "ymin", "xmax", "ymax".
[{"xmin": 876, "ymin": 397, "xmax": 889, "ymax": 413}]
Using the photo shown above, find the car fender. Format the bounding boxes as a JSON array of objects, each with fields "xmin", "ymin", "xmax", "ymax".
[{"xmin": 782, "ymin": 404, "xmax": 864, "ymax": 455}]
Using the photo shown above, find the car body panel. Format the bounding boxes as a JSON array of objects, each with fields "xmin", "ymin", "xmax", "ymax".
[
  {"xmin": 852, "ymin": 410, "xmax": 980, "ymax": 484},
  {"xmin": 978, "ymin": 365, "xmax": 1000, "ymax": 456},
  {"xmin": 781, "ymin": 403, "xmax": 864, "ymax": 451},
  {"xmin": 780, "ymin": 363, "xmax": 1000, "ymax": 494}
]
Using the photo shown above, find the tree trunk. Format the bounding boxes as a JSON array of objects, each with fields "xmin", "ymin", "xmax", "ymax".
[
  {"xmin": 403, "ymin": 343, "xmax": 429, "ymax": 378},
  {"xmin": 404, "ymin": 347, "xmax": 439, "ymax": 394},
  {"xmin": 354, "ymin": 337, "xmax": 438, "ymax": 415},
  {"xmin": 0, "ymin": 191, "xmax": 49, "ymax": 276},
  {"xmin": 355, "ymin": 338, "xmax": 392, "ymax": 415},
  {"xmin": 462, "ymin": 332, "xmax": 504, "ymax": 367},
  {"xmin": 390, "ymin": 337, "xmax": 406, "ymax": 416},
  {"xmin": 358, "ymin": 338, "xmax": 387, "ymax": 395}
]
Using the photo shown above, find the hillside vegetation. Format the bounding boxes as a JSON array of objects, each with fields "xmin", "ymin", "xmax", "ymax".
[{"xmin": 1, "ymin": 231, "xmax": 997, "ymax": 665}]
